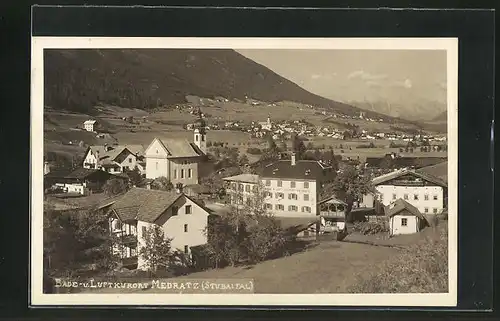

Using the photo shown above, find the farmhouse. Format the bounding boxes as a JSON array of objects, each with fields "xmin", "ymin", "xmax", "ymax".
[
  {"xmin": 83, "ymin": 120, "xmax": 98, "ymax": 132},
  {"xmin": 82, "ymin": 144, "xmax": 145, "ymax": 174},
  {"xmin": 99, "ymin": 188, "xmax": 212, "ymax": 270},
  {"xmin": 366, "ymin": 168, "xmax": 448, "ymax": 215},
  {"xmin": 145, "ymin": 116, "xmax": 207, "ymax": 185},
  {"xmin": 44, "ymin": 168, "xmax": 126, "ymax": 195},
  {"xmin": 386, "ymin": 198, "xmax": 431, "ymax": 236}
]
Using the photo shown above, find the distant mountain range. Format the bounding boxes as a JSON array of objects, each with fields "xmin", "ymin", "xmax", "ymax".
[
  {"xmin": 44, "ymin": 49, "xmax": 395, "ymax": 121},
  {"xmin": 347, "ymin": 100, "xmax": 447, "ymax": 122}
]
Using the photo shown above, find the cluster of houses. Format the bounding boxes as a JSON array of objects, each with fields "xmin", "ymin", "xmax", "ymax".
[
  {"xmin": 45, "ymin": 109, "xmax": 449, "ymax": 272},
  {"xmin": 45, "ymin": 113, "xmax": 209, "ymax": 196}
]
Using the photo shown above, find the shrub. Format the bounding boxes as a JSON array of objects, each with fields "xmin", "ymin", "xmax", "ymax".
[
  {"xmin": 102, "ymin": 178, "xmax": 128, "ymax": 196},
  {"xmin": 348, "ymin": 224, "xmax": 448, "ymax": 293},
  {"xmin": 246, "ymin": 147, "xmax": 262, "ymax": 155},
  {"xmin": 352, "ymin": 220, "xmax": 389, "ymax": 235}
]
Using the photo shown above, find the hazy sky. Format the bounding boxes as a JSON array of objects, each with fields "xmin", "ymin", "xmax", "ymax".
[{"xmin": 236, "ymin": 49, "xmax": 447, "ymax": 107}]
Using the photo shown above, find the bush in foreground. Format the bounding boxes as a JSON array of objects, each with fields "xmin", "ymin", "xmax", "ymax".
[{"xmin": 348, "ymin": 224, "xmax": 448, "ymax": 293}]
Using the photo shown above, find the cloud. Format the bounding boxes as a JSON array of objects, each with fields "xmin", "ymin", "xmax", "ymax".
[
  {"xmin": 311, "ymin": 73, "xmax": 336, "ymax": 80},
  {"xmin": 347, "ymin": 70, "xmax": 388, "ymax": 81}
]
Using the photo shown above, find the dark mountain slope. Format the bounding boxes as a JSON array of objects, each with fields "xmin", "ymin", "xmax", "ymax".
[{"xmin": 44, "ymin": 49, "xmax": 387, "ymax": 119}]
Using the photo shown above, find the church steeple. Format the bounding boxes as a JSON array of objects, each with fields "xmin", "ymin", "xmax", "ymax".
[{"xmin": 194, "ymin": 107, "xmax": 207, "ymax": 153}]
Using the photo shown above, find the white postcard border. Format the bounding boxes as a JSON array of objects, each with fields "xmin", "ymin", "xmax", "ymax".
[{"xmin": 31, "ymin": 37, "xmax": 458, "ymax": 307}]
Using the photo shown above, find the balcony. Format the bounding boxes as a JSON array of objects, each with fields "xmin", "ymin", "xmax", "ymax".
[
  {"xmin": 121, "ymin": 234, "xmax": 138, "ymax": 245},
  {"xmin": 122, "ymin": 256, "xmax": 138, "ymax": 267},
  {"xmin": 320, "ymin": 211, "xmax": 346, "ymax": 218}
]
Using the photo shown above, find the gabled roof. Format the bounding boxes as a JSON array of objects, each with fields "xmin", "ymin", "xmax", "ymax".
[
  {"xmin": 261, "ymin": 160, "xmax": 333, "ymax": 181},
  {"xmin": 318, "ymin": 195, "xmax": 348, "ymax": 206},
  {"xmin": 86, "ymin": 145, "xmax": 145, "ymax": 163},
  {"xmin": 146, "ymin": 137, "xmax": 204, "ymax": 158},
  {"xmin": 371, "ymin": 169, "xmax": 447, "ymax": 188},
  {"xmin": 417, "ymin": 161, "xmax": 448, "ymax": 182},
  {"xmin": 64, "ymin": 168, "xmax": 106, "ymax": 179},
  {"xmin": 84, "ymin": 120, "xmax": 97, "ymax": 125},
  {"xmin": 385, "ymin": 199, "xmax": 430, "ymax": 225},
  {"xmin": 102, "ymin": 187, "xmax": 210, "ymax": 223},
  {"xmin": 222, "ymin": 174, "xmax": 260, "ymax": 184}
]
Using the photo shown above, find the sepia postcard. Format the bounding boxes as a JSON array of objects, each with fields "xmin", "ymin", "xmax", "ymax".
[{"xmin": 31, "ymin": 37, "xmax": 458, "ymax": 307}]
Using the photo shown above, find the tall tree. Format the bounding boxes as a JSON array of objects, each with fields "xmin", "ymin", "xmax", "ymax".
[
  {"xmin": 292, "ymin": 134, "xmax": 306, "ymax": 160},
  {"xmin": 139, "ymin": 225, "xmax": 174, "ymax": 273}
]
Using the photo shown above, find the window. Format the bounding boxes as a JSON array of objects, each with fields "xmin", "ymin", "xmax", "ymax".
[
  {"xmin": 114, "ymin": 220, "xmax": 122, "ymax": 231},
  {"xmin": 246, "ymin": 198, "xmax": 252, "ymax": 206},
  {"xmin": 252, "ymin": 185, "xmax": 258, "ymax": 192},
  {"xmin": 433, "ymin": 208, "xmax": 438, "ymax": 214},
  {"xmin": 424, "ymin": 207, "xmax": 429, "ymax": 213},
  {"xmin": 301, "ymin": 206, "xmax": 311, "ymax": 213},
  {"xmin": 238, "ymin": 184, "xmax": 244, "ymax": 192},
  {"xmin": 128, "ymin": 158, "xmax": 132, "ymax": 163},
  {"xmin": 237, "ymin": 196, "xmax": 243, "ymax": 204},
  {"xmin": 231, "ymin": 183, "xmax": 237, "ymax": 191},
  {"xmin": 265, "ymin": 192, "xmax": 273, "ymax": 198},
  {"xmin": 424, "ymin": 194, "xmax": 429, "ymax": 201},
  {"xmin": 275, "ymin": 192, "xmax": 284, "ymax": 199},
  {"xmin": 245, "ymin": 185, "xmax": 251, "ymax": 192},
  {"xmin": 380, "ymin": 194, "xmax": 384, "ymax": 201},
  {"xmin": 130, "ymin": 248, "xmax": 137, "ymax": 257},
  {"xmin": 265, "ymin": 203, "xmax": 272, "ymax": 209},
  {"xmin": 433, "ymin": 195, "xmax": 438, "ymax": 200},
  {"xmin": 303, "ymin": 230, "xmax": 310, "ymax": 237},
  {"xmin": 181, "ymin": 169, "xmax": 185, "ymax": 179},
  {"xmin": 303, "ymin": 181, "xmax": 309, "ymax": 189},
  {"xmin": 414, "ymin": 194, "xmax": 419, "ymax": 200},
  {"xmin": 288, "ymin": 205, "xmax": 298, "ymax": 212},
  {"xmin": 403, "ymin": 194, "xmax": 409, "ymax": 200},
  {"xmin": 188, "ymin": 169, "xmax": 192, "ymax": 178},
  {"xmin": 184, "ymin": 224, "xmax": 188, "ymax": 232},
  {"xmin": 156, "ymin": 149, "xmax": 158, "ymax": 154},
  {"xmin": 185, "ymin": 205, "xmax": 192, "ymax": 214},
  {"xmin": 277, "ymin": 180, "xmax": 282, "ymax": 187},
  {"xmin": 142, "ymin": 226, "xmax": 147, "ymax": 235},
  {"xmin": 392, "ymin": 193, "xmax": 397, "ymax": 200},
  {"xmin": 275, "ymin": 204, "xmax": 284, "ymax": 211},
  {"xmin": 265, "ymin": 180, "xmax": 271, "ymax": 186},
  {"xmin": 184, "ymin": 245, "xmax": 189, "ymax": 254},
  {"xmin": 288, "ymin": 193, "xmax": 298, "ymax": 200},
  {"xmin": 202, "ymin": 135, "xmax": 205, "ymax": 142},
  {"xmin": 401, "ymin": 218, "xmax": 408, "ymax": 226},
  {"xmin": 304, "ymin": 194, "xmax": 309, "ymax": 201},
  {"xmin": 195, "ymin": 135, "xmax": 199, "ymax": 141},
  {"xmin": 171, "ymin": 206, "xmax": 179, "ymax": 216},
  {"xmin": 290, "ymin": 181, "xmax": 296, "ymax": 188},
  {"xmin": 173, "ymin": 169, "xmax": 177, "ymax": 179}
]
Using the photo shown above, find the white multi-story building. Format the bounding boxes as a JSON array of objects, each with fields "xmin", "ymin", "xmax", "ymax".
[
  {"xmin": 83, "ymin": 120, "xmax": 98, "ymax": 132},
  {"xmin": 144, "ymin": 114, "xmax": 207, "ymax": 185},
  {"xmin": 223, "ymin": 154, "xmax": 336, "ymax": 218},
  {"xmin": 101, "ymin": 187, "xmax": 211, "ymax": 270},
  {"xmin": 368, "ymin": 168, "xmax": 448, "ymax": 215}
]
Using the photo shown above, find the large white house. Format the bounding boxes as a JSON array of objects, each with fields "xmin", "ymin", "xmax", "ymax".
[
  {"xmin": 144, "ymin": 115, "xmax": 207, "ymax": 185},
  {"xmin": 100, "ymin": 188, "xmax": 211, "ymax": 270},
  {"xmin": 223, "ymin": 153, "xmax": 335, "ymax": 218},
  {"xmin": 82, "ymin": 144, "xmax": 145, "ymax": 174},
  {"xmin": 83, "ymin": 120, "xmax": 98, "ymax": 132},
  {"xmin": 364, "ymin": 169, "xmax": 448, "ymax": 215}
]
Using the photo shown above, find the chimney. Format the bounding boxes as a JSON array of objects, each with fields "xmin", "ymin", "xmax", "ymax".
[{"xmin": 291, "ymin": 152, "xmax": 296, "ymax": 166}]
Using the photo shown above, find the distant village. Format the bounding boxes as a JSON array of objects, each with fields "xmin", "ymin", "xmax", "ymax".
[{"xmin": 44, "ymin": 105, "xmax": 448, "ymax": 276}]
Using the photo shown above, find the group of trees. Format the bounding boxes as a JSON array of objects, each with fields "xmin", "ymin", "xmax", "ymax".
[
  {"xmin": 44, "ymin": 204, "xmax": 118, "ymax": 286},
  {"xmin": 203, "ymin": 183, "xmax": 289, "ymax": 267}
]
